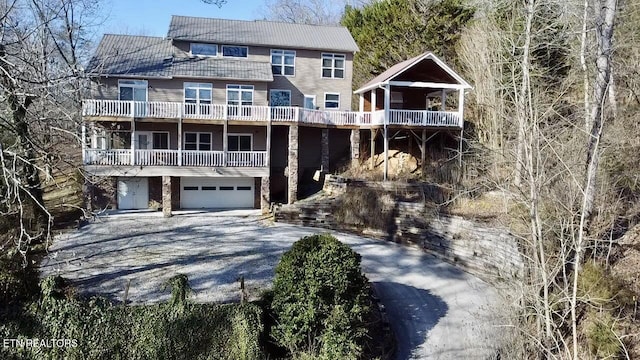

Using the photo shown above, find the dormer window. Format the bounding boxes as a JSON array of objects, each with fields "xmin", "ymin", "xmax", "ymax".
[
  {"xmin": 222, "ymin": 45, "xmax": 248, "ymax": 58},
  {"xmin": 190, "ymin": 43, "xmax": 218, "ymax": 57}
]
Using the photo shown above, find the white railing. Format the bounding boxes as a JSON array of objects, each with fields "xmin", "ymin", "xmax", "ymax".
[
  {"xmin": 85, "ymin": 149, "xmax": 131, "ymax": 166},
  {"xmin": 82, "ymin": 100, "xmax": 464, "ymax": 128},
  {"xmin": 270, "ymin": 107, "xmax": 299, "ymax": 122},
  {"xmin": 388, "ymin": 110, "xmax": 461, "ymax": 127},
  {"xmin": 182, "ymin": 150, "xmax": 224, "ymax": 167},
  {"xmin": 227, "ymin": 151, "xmax": 267, "ymax": 167},
  {"xmin": 135, "ymin": 150, "xmax": 179, "ymax": 166}
]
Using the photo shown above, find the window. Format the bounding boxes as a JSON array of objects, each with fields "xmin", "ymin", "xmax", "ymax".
[
  {"xmin": 228, "ymin": 134, "xmax": 252, "ymax": 151},
  {"xmin": 271, "ymin": 49, "xmax": 295, "ymax": 76},
  {"xmin": 119, "ymin": 80, "xmax": 147, "ymax": 117},
  {"xmin": 152, "ymin": 132, "xmax": 169, "ymax": 150},
  {"xmin": 220, "ymin": 186, "xmax": 234, "ymax": 191},
  {"xmin": 202, "ymin": 186, "xmax": 216, "ymax": 191},
  {"xmin": 222, "ymin": 45, "xmax": 248, "ymax": 58},
  {"xmin": 304, "ymin": 95, "xmax": 316, "ymax": 109},
  {"xmin": 184, "ymin": 132, "xmax": 212, "ymax": 151},
  {"xmin": 237, "ymin": 186, "xmax": 252, "ymax": 191},
  {"xmin": 184, "ymin": 82, "xmax": 212, "ymax": 115},
  {"xmin": 227, "ymin": 85, "xmax": 254, "ymax": 117},
  {"xmin": 183, "ymin": 186, "xmax": 199, "ymax": 191},
  {"xmin": 270, "ymin": 90, "xmax": 291, "ymax": 107},
  {"xmin": 324, "ymin": 93, "xmax": 340, "ymax": 109},
  {"xmin": 391, "ymin": 91, "xmax": 403, "ymax": 109},
  {"xmin": 190, "ymin": 43, "xmax": 217, "ymax": 57},
  {"xmin": 321, "ymin": 53, "xmax": 345, "ymax": 79}
]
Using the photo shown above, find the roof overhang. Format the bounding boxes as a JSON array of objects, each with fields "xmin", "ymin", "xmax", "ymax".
[{"xmin": 354, "ymin": 52, "xmax": 472, "ymax": 94}]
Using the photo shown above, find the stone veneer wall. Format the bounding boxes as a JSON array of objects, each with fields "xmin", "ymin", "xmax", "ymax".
[{"xmin": 274, "ymin": 175, "xmax": 523, "ymax": 284}]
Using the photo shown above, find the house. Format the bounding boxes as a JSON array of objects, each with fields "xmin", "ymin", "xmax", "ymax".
[{"xmin": 83, "ymin": 15, "xmax": 470, "ymax": 214}]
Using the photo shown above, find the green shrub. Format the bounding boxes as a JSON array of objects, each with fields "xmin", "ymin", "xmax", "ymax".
[
  {"xmin": 585, "ymin": 311, "xmax": 622, "ymax": 359},
  {"xmin": 0, "ymin": 252, "xmax": 39, "ymax": 306},
  {"xmin": 577, "ymin": 261, "xmax": 635, "ymax": 308},
  {"xmin": 271, "ymin": 234, "xmax": 371, "ymax": 359},
  {"xmin": 0, "ymin": 275, "xmax": 264, "ymax": 360}
]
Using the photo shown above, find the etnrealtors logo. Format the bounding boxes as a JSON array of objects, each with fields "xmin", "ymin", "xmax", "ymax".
[{"xmin": 3, "ymin": 338, "xmax": 78, "ymax": 348}]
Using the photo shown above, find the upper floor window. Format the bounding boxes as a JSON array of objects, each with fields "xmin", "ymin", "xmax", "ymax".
[
  {"xmin": 324, "ymin": 93, "xmax": 340, "ymax": 109},
  {"xmin": 321, "ymin": 53, "xmax": 345, "ymax": 79},
  {"xmin": 184, "ymin": 82, "xmax": 212, "ymax": 115},
  {"xmin": 190, "ymin": 43, "xmax": 218, "ymax": 57},
  {"xmin": 222, "ymin": 45, "xmax": 248, "ymax": 58},
  {"xmin": 270, "ymin": 89, "xmax": 291, "ymax": 107},
  {"xmin": 271, "ymin": 50, "xmax": 295, "ymax": 76},
  {"xmin": 118, "ymin": 80, "xmax": 147, "ymax": 101}
]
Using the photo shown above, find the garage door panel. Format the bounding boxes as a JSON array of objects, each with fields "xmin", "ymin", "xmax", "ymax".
[{"xmin": 180, "ymin": 177, "xmax": 254, "ymax": 209}]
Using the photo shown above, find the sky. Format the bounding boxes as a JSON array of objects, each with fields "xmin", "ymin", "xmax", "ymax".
[{"xmin": 101, "ymin": 0, "xmax": 265, "ymax": 37}]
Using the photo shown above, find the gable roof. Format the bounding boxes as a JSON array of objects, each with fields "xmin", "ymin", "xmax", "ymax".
[
  {"xmin": 167, "ymin": 16, "xmax": 359, "ymax": 53},
  {"xmin": 86, "ymin": 34, "xmax": 273, "ymax": 82},
  {"xmin": 354, "ymin": 52, "xmax": 471, "ymax": 94},
  {"xmin": 86, "ymin": 34, "xmax": 174, "ymax": 78}
]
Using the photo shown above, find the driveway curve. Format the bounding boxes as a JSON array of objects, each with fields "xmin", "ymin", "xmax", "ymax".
[{"xmin": 41, "ymin": 210, "xmax": 502, "ymax": 359}]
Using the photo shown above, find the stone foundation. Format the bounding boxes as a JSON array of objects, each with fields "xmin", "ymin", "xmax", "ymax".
[{"xmin": 287, "ymin": 125, "xmax": 299, "ymax": 204}]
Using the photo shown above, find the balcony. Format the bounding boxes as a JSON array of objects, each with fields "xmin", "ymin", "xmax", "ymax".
[
  {"xmin": 85, "ymin": 149, "xmax": 268, "ymax": 167},
  {"xmin": 82, "ymin": 99, "xmax": 463, "ymax": 128}
]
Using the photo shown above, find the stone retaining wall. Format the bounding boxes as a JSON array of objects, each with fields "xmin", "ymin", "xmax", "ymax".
[{"xmin": 274, "ymin": 175, "xmax": 523, "ymax": 284}]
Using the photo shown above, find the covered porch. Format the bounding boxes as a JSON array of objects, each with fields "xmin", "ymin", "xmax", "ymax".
[{"xmin": 354, "ymin": 52, "xmax": 472, "ymax": 180}]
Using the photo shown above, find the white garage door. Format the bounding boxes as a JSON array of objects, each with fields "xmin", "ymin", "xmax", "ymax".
[
  {"xmin": 180, "ymin": 177, "xmax": 255, "ymax": 209},
  {"xmin": 117, "ymin": 177, "xmax": 149, "ymax": 210}
]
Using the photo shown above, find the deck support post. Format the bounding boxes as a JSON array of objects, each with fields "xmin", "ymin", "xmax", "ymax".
[
  {"xmin": 287, "ymin": 125, "xmax": 299, "ymax": 204},
  {"xmin": 421, "ymin": 129, "xmax": 427, "ymax": 177},
  {"xmin": 370, "ymin": 129, "xmax": 376, "ymax": 169},
  {"xmin": 350, "ymin": 128, "xmax": 360, "ymax": 166},
  {"xmin": 321, "ymin": 128, "xmax": 329, "ymax": 172},
  {"xmin": 459, "ymin": 128, "xmax": 464, "ymax": 169},
  {"xmin": 260, "ymin": 176, "xmax": 270, "ymax": 213},
  {"xmin": 177, "ymin": 118, "xmax": 182, "ymax": 166},
  {"xmin": 223, "ymin": 107, "xmax": 228, "ymax": 167},
  {"xmin": 457, "ymin": 89, "xmax": 465, "ymax": 167},
  {"xmin": 383, "ymin": 85, "xmax": 391, "ymax": 181},
  {"xmin": 81, "ymin": 122, "xmax": 86, "ymax": 164},
  {"xmin": 162, "ymin": 176, "xmax": 172, "ymax": 218},
  {"xmin": 130, "ymin": 119, "xmax": 135, "ymax": 165},
  {"xmin": 266, "ymin": 119, "xmax": 272, "ymax": 167}
]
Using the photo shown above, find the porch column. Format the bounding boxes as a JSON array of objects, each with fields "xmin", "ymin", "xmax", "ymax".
[
  {"xmin": 223, "ymin": 117, "xmax": 228, "ymax": 167},
  {"xmin": 287, "ymin": 125, "xmax": 299, "ymax": 204},
  {"xmin": 370, "ymin": 129, "xmax": 376, "ymax": 169},
  {"xmin": 350, "ymin": 129, "xmax": 360, "ymax": 166},
  {"xmin": 321, "ymin": 128, "xmax": 329, "ymax": 172},
  {"xmin": 383, "ymin": 85, "xmax": 391, "ymax": 181},
  {"xmin": 266, "ymin": 121, "xmax": 272, "ymax": 167},
  {"xmin": 81, "ymin": 122, "xmax": 86, "ymax": 164},
  {"xmin": 260, "ymin": 176, "xmax": 270, "ymax": 213},
  {"xmin": 441, "ymin": 89, "xmax": 447, "ymax": 111},
  {"xmin": 162, "ymin": 176, "xmax": 172, "ymax": 218},
  {"xmin": 457, "ymin": 89, "xmax": 465, "ymax": 127},
  {"xmin": 371, "ymin": 89, "xmax": 377, "ymax": 111},
  {"xmin": 130, "ymin": 119, "xmax": 135, "ymax": 165},
  {"xmin": 358, "ymin": 93, "xmax": 364, "ymax": 112},
  {"xmin": 177, "ymin": 118, "xmax": 182, "ymax": 166}
]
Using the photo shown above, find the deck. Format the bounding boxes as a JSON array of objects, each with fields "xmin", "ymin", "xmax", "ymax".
[{"xmin": 82, "ymin": 100, "xmax": 463, "ymax": 128}]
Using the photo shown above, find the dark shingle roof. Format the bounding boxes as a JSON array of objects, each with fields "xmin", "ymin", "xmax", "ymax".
[
  {"xmin": 172, "ymin": 56, "xmax": 273, "ymax": 81},
  {"xmin": 86, "ymin": 34, "xmax": 173, "ymax": 78},
  {"xmin": 86, "ymin": 34, "xmax": 273, "ymax": 82},
  {"xmin": 167, "ymin": 16, "xmax": 359, "ymax": 53}
]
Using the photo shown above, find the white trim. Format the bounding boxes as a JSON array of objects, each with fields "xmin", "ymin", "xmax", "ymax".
[
  {"xmin": 190, "ymin": 43, "xmax": 218, "ymax": 57},
  {"xmin": 269, "ymin": 89, "xmax": 292, "ymax": 106},
  {"xmin": 388, "ymin": 81, "xmax": 467, "ymax": 89},
  {"xmin": 353, "ymin": 52, "xmax": 472, "ymax": 94},
  {"xmin": 151, "ymin": 131, "xmax": 170, "ymax": 150},
  {"xmin": 184, "ymin": 82, "xmax": 213, "ymax": 105},
  {"xmin": 183, "ymin": 131, "xmax": 213, "ymax": 151},
  {"xmin": 221, "ymin": 45, "xmax": 249, "ymax": 58},
  {"xmin": 271, "ymin": 49, "xmax": 296, "ymax": 77},
  {"xmin": 324, "ymin": 92, "xmax": 341, "ymax": 109},
  {"xmin": 227, "ymin": 133, "xmax": 253, "ymax": 151},
  {"xmin": 321, "ymin": 53, "xmax": 346, "ymax": 79}
]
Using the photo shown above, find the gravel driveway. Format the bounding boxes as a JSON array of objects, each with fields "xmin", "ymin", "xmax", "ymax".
[{"xmin": 41, "ymin": 210, "xmax": 502, "ymax": 359}]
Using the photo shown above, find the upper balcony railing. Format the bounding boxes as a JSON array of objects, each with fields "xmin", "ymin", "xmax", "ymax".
[
  {"xmin": 82, "ymin": 99, "xmax": 463, "ymax": 128},
  {"xmin": 85, "ymin": 149, "xmax": 267, "ymax": 167}
]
